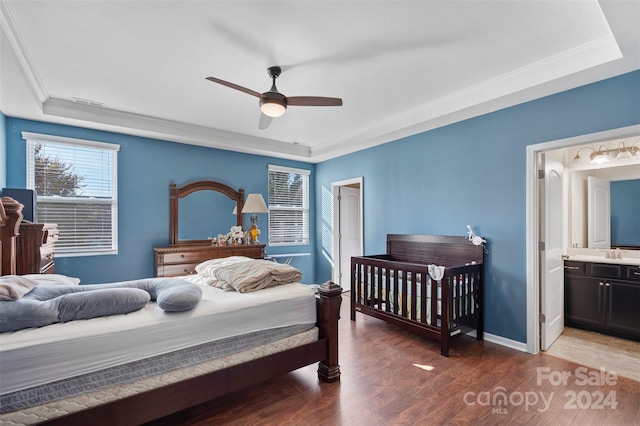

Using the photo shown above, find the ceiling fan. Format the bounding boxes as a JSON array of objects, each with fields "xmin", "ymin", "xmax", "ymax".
[{"xmin": 206, "ymin": 66, "xmax": 343, "ymax": 129}]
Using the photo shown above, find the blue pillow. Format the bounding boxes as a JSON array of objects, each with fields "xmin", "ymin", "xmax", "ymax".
[
  {"xmin": 0, "ymin": 278, "xmax": 202, "ymax": 332},
  {"xmin": 0, "ymin": 288, "xmax": 149, "ymax": 333},
  {"xmin": 57, "ymin": 288, "xmax": 150, "ymax": 322}
]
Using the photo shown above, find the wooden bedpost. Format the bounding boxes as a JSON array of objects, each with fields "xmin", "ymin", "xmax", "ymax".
[
  {"xmin": 0, "ymin": 197, "xmax": 24, "ymax": 276},
  {"xmin": 316, "ymin": 281, "xmax": 342, "ymax": 382}
]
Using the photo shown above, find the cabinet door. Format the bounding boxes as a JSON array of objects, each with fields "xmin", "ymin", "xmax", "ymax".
[
  {"xmin": 564, "ymin": 276, "xmax": 604, "ymax": 327},
  {"xmin": 606, "ymin": 280, "xmax": 640, "ymax": 336}
]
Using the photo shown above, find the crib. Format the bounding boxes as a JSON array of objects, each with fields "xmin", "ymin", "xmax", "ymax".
[{"xmin": 351, "ymin": 234, "xmax": 484, "ymax": 356}]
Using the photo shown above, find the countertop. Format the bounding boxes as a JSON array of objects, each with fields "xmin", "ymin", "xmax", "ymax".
[{"xmin": 563, "ymin": 254, "xmax": 640, "ymax": 267}]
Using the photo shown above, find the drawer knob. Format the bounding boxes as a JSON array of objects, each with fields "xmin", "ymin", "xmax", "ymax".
[
  {"xmin": 565, "ymin": 266, "xmax": 579, "ymax": 270},
  {"xmin": 181, "ymin": 254, "xmax": 185, "ymax": 258}
]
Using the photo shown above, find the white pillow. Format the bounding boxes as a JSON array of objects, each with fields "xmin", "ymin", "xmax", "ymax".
[
  {"xmin": 23, "ymin": 274, "xmax": 81, "ymax": 286},
  {"xmin": 195, "ymin": 256, "xmax": 252, "ymax": 277}
]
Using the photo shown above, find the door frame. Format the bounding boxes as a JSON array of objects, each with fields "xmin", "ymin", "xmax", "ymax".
[
  {"xmin": 331, "ymin": 177, "xmax": 364, "ymax": 286},
  {"xmin": 525, "ymin": 124, "xmax": 640, "ymax": 354}
]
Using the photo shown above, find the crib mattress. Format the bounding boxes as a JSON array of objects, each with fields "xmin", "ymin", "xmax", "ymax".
[{"xmin": 0, "ymin": 282, "xmax": 316, "ymax": 395}]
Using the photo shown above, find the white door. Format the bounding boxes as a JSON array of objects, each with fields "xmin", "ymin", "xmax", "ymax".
[
  {"xmin": 338, "ymin": 186, "xmax": 361, "ymax": 287},
  {"xmin": 540, "ymin": 154, "xmax": 564, "ymax": 351},
  {"xmin": 588, "ymin": 176, "xmax": 611, "ymax": 249}
]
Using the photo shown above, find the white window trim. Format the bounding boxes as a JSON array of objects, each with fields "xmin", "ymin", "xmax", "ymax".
[
  {"xmin": 23, "ymin": 132, "xmax": 120, "ymax": 257},
  {"xmin": 268, "ymin": 164, "xmax": 310, "ymax": 247}
]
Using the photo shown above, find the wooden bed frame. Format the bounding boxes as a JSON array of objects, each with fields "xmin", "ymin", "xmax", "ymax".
[
  {"xmin": 351, "ymin": 234, "xmax": 484, "ymax": 357},
  {"xmin": 40, "ymin": 282, "xmax": 341, "ymax": 426}
]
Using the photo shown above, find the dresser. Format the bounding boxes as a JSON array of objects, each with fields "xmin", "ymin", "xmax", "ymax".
[
  {"xmin": 154, "ymin": 244, "xmax": 266, "ymax": 277},
  {"xmin": 16, "ymin": 223, "xmax": 59, "ymax": 274}
]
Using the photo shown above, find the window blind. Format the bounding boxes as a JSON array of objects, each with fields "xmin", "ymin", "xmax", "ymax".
[
  {"xmin": 268, "ymin": 165, "xmax": 310, "ymax": 245},
  {"xmin": 23, "ymin": 132, "xmax": 119, "ymax": 256}
]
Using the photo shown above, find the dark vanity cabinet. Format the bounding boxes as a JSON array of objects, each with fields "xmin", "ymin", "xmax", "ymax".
[{"xmin": 564, "ymin": 260, "xmax": 640, "ymax": 341}]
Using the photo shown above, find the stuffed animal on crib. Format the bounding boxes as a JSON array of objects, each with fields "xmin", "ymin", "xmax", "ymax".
[{"xmin": 228, "ymin": 225, "xmax": 244, "ymax": 245}]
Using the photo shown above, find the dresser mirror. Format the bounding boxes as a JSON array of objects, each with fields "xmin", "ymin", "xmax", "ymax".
[{"xmin": 170, "ymin": 180, "xmax": 244, "ymax": 246}]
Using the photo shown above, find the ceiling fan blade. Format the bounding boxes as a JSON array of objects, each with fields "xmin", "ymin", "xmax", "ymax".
[
  {"xmin": 206, "ymin": 77, "xmax": 262, "ymax": 98},
  {"xmin": 258, "ymin": 113, "xmax": 273, "ymax": 129},
  {"xmin": 286, "ymin": 96, "xmax": 343, "ymax": 107}
]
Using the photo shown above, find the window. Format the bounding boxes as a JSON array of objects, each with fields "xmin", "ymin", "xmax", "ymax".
[
  {"xmin": 268, "ymin": 165, "xmax": 310, "ymax": 245},
  {"xmin": 23, "ymin": 132, "xmax": 119, "ymax": 256}
]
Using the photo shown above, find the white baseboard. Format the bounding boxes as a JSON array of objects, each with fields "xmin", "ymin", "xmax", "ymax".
[{"xmin": 465, "ymin": 330, "xmax": 528, "ymax": 353}]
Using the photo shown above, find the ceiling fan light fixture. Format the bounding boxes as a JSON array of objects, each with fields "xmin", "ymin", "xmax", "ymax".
[{"xmin": 260, "ymin": 98, "xmax": 287, "ymax": 118}]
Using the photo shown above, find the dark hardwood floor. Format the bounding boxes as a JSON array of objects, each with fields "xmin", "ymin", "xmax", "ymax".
[{"xmin": 147, "ymin": 293, "xmax": 640, "ymax": 425}]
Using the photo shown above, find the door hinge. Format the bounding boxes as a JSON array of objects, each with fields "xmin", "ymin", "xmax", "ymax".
[
  {"xmin": 539, "ymin": 241, "xmax": 545, "ymax": 251},
  {"xmin": 538, "ymin": 169, "xmax": 545, "ymax": 179},
  {"xmin": 539, "ymin": 313, "xmax": 546, "ymax": 323},
  {"xmin": 337, "ymin": 194, "xmax": 342, "ymax": 201}
]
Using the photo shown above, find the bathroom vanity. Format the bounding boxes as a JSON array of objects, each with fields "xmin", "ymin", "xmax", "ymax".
[{"xmin": 564, "ymin": 255, "xmax": 640, "ymax": 341}]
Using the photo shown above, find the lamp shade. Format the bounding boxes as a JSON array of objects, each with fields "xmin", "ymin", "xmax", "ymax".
[{"xmin": 242, "ymin": 194, "xmax": 268, "ymax": 214}]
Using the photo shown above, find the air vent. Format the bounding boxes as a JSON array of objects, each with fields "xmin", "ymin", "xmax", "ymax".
[{"xmin": 72, "ymin": 97, "xmax": 105, "ymax": 108}]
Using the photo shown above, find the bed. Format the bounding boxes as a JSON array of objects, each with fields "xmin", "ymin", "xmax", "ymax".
[
  {"xmin": 351, "ymin": 234, "xmax": 484, "ymax": 357},
  {"xmin": 0, "ymin": 192, "xmax": 342, "ymax": 425},
  {"xmin": 0, "ymin": 264, "xmax": 342, "ymax": 426}
]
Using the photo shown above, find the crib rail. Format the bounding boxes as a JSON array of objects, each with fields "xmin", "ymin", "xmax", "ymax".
[{"xmin": 351, "ymin": 255, "xmax": 483, "ymax": 356}]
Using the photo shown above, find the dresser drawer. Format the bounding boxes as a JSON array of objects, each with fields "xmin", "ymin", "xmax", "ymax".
[
  {"xmin": 40, "ymin": 244, "xmax": 55, "ymax": 269},
  {"xmin": 624, "ymin": 266, "xmax": 640, "ymax": 282},
  {"xmin": 231, "ymin": 246, "xmax": 264, "ymax": 258},
  {"xmin": 564, "ymin": 261, "xmax": 586, "ymax": 275},
  {"xmin": 154, "ymin": 244, "xmax": 266, "ymax": 277},
  {"xmin": 588, "ymin": 263, "xmax": 623, "ymax": 279},
  {"xmin": 158, "ymin": 263, "xmax": 199, "ymax": 277},
  {"xmin": 160, "ymin": 251, "xmax": 204, "ymax": 264},
  {"xmin": 41, "ymin": 261, "xmax": 55, "ymax": 274},
  {"xmin": 44, "ymin": 226, "xmax": 59, "ymax": 244}
]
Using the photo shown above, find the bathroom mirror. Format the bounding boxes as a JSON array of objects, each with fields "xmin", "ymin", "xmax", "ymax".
[
  {"xmin": 570, "ymin": 164, "xmax": 640, "ymax": 249},
  {"xmin": 610, "ymin": 178, "xmax": 640, "ymax": 249}
]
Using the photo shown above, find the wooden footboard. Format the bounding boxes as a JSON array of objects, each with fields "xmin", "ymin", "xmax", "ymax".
[
  {"xmin": 41, "ymin": 282, "xmax": 342, "ymax": 426},
  {"xmin": 351, "ymin": 234, "xmax": 484, "ymax": 357}
]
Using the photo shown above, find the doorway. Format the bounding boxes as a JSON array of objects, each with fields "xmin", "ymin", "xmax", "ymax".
[
  {"xmin": 331, "ymin": 177, "xmax": 363, "ymax": 288},
  {"xmin": 526, "ymin": 124, "xmax": 640, "ymax": 354}
]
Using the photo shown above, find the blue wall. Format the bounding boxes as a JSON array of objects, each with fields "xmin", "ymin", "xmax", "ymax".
[
  {"xmin": 3, "ymin": 71, "xmax": 639, "ymax": 343},
  {"xmin": 315, "ymin": 70, "xmax": 640, "ymax": 343},
  {"xmin": 4, "ymin": 119, "xmax": 316, "ymax": 283},
  {"xmin": 0, "ymin": 112, "xmax": 6, "ymax": 189},
  {"xmin": 611, "ymin": 179, "xmax": 640, "ymax": 247}
]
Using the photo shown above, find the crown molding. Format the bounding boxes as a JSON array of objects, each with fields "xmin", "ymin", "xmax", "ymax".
[
  {"xmin": 311, "ymin": 33, "xmax": 623, "ymax": 162},
  {"xmin": 42, "ymin": 98, "xmax": 312, "ymax": 159},
  {"xmin": 0, "ymin": 0, "xmax": 48, "ymax": 104}
]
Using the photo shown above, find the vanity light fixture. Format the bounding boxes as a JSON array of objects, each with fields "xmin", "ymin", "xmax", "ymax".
[
  {"xmin": 571, "ymin": 147, "xmax": 596, "ymax": 164},
  {"xmin": 614, "ymin": 140, "xmax": 640, "ymax": 160},
  {"xmin": 571, "ymin": 140, "xmax": 639, "ymax": 166},
  {"xmin": 590, "ymin": 145, "xmax": 610, "ymax": 164}
]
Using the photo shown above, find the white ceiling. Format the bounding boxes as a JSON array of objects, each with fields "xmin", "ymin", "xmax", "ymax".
[{"xmin": 1, "ymin": 1, "xmax": 639, "ymax": 163}]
